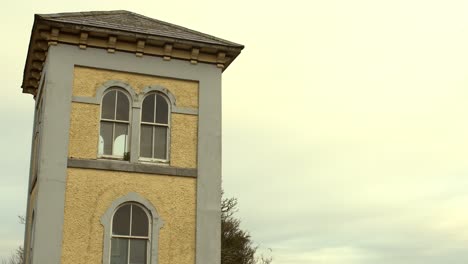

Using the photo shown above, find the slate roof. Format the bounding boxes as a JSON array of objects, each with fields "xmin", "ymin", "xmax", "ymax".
[{"xmin": 37, "ymin": 10, "xmax": 243, "ymax": 48}]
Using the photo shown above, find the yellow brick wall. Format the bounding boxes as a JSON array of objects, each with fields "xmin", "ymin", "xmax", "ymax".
[
  {"xmin": 63, "ymin": 67, "xmax": 198, "ymax": 263},
  {"xmin": 61, "ymin": 168, "xmax": 196, "ymax": 264},
  {"xmin": 68, "ymin": 67, "xmax": 198, "ymax": 168},
  {"xmin": 68, "ymin": 103, "xmax": 100, "ymax": 160},
  {"xmin": 73, "ymin": 66, "xmax": 199, "ymax": 108}
]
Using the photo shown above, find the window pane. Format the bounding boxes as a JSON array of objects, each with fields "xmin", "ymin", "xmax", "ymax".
[
  {"xmin": 113, "ymin": 124, "xmax": 128, "ymax": 156},
  {"xmin": 100, "ymin": 122, "xmax": 113, "ymax": 155},
  {"xmin": 131, "ymin": 205, "xmax": 149, "ymax": 236},
  {"xmin": 111, "ymin": 238, "xmax": 128, "ymax": 264},
  {"xmin": 129, "ymin": 239, "xmax": 147, "ymax": 264},
  {"xmin": 102, "ymin": 90, "xmax": 116, "ymax": 119},
  {"xmin": 140, "ymin": 125, "xmax": 153, "ymax": 158},
  {"xmin": 155, "ymin": 94, "xmax": 169, "ymax": 124},
  {"xmin": 153, "ymin": 126, "xmax": 167, "ymax": 160},
  {"xmin": 98, "ymin": 136, "xmax": 104, "ymax": 156},
  {"xmin": 141, "ymin": 95, "xmax": 155, "ymax": 123},
  {"xmin": 112, "ymin": 204, "xmax": 130, "ymax": 236},
  {"xmin": 116, "ymin": 92, "xmax": 130, "ymax": 121}
]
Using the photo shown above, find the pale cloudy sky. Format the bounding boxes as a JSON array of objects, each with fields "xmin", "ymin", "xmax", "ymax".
[{"xmin": 1, "ymin": 0, "xmax": 468, "ymax": 263}]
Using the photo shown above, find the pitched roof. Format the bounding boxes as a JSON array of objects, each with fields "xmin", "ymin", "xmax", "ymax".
[{"xmin": 37, "ymin": 10, "xmax": 243, "ymax": 48}]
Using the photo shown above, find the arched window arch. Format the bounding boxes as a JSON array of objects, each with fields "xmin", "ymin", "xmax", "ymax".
[
  {"xmin": 140, "ymin": 93, "xmax": 170, "ymax": 161},
  {"xmin": 111, "ymin": 203, "xmax": 150, "ymax": 264},
  {"xmin": 99, "ymin": 88, "xmax": 131, "ymax": 158},
  {"xmin": 101, "ymin": 193, "xmax": 163, "ymax": 264}
]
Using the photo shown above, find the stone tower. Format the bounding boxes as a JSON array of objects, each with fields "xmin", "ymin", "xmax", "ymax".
[{"xmin": 20, "ymin": 10, "xmax": 243, "ymax": 264}]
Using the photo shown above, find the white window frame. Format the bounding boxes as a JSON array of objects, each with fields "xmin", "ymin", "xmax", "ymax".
[
  {"xmin": 98, "ymin": 88, "xmax": 132, "ymax": 160},
  {"xmin": 110, "ymin": 203, "xmax": 151, "ymax": 264},
  {"xmin": 138, "ymin": 92, "xmax": 171, "ymax": 163}
]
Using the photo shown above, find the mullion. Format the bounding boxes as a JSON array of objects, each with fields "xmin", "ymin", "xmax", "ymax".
[
  {"xmin": 152, "ymin": 94, "xmax": 157, "ymax": 159},
  {"xmin": 112, "ymin": 91, "xmax": 118, "ymax": 156},
  {"xmin": 151, "ymin": 126, "xmax": 155, "ymax": 159},
  {"xmin": 114, "ymin": 92, "xmax": 118, "ymax": 157},
  {"xmin": 114, "ymin": 91, "xmax": 119, "ymax": 120},
  {"xmin": 127, "ymin": 205, "xmax": 133, "ymax": 264},
  {"xmin": 111, "ymin": 123, "xmax": 116, "ymax": 156}
]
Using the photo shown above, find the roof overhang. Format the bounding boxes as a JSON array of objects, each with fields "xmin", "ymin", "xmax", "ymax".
[{"xmin": 22, "ymin": 13, "xmax": 244, "ymax": 96}]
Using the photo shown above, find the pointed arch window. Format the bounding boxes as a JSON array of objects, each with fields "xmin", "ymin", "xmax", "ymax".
[
  {"xmin": 99, "ymin": 89, "xmax": 131, "ymax": 158},
  {"xmin": 140, "ymin": 93, "xmax": 170, "ymax": 161},
  {"xmin": 111, "ymin": 203, "xmax": 150, "ymax": 264}
]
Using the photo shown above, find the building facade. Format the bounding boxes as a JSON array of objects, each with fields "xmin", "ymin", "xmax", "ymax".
[{"xmin": 20, "ymin": 11, "xmax": 243, "ymax": 264}]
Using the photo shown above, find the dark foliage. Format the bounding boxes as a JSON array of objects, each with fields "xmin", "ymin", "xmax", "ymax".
[
  {"xmin": 221, "ymin": 196, "xmax": 272, "ymax": 264},
  {"xmin": 1, "ymin": 245, "xmax": 23, "ymax": 264}
]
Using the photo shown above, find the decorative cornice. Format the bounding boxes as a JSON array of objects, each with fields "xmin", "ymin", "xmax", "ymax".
[{"xmin": 21, "ymin": 15, "xmax": 243, "ymax": 96}]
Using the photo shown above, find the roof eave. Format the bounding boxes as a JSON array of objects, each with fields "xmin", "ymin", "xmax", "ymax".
[
  {"xmin": 21, "ymin": 14, "xmax": 244, "ymax": 95},
  {"xmin": 38, "ymin": 16, "xmax": 244, "ymax": 51}
]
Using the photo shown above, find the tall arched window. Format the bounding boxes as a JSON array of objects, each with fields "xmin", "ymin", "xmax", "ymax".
[
  {"xmin": 140, "ymin": 93, "xmax": 170, "ymax": 161},
  {"xmin": 99, "ymin": 89, "xmax": 131, "ymax": 158},
  {"xmin": 111, "ymin": 203, "xmax": 150, "ymax": 264}
]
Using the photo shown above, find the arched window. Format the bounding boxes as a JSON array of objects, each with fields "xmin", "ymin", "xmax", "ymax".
[
  {"xmin": 140, "ymin": 93, "xmax": 170, "ymax": 161},
  {"xmin": 99, "ymin": 89, "xmax": 131, "ymax": 158},
  {"xmin": 111, "ymin": 203, "xmax": 150, "ymax": 264}
]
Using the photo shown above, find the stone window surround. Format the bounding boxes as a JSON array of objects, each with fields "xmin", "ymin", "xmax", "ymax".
[
  {"xmin": 101, "ymin": 192, "xmax": 164, "ymax": 264},
  {"xmin": 72, "ymin": 80, "xmax": 197, "ymax": 114}
]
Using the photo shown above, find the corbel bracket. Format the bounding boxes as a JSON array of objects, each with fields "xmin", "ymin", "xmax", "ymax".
[
  {"xmin": 79, "ymin": 32, "xmax": 89, "ymax": 49},
  {"xmin": 163, "ymin": 44, "xmax": 173, "ymax": 61},
  {"xmin": 48, "ymin": 28, "xmax": 59, "ymax": 46},
  {"xmin": 107, "ymin": 36, "xmax": 117, "ymax": 53},
  {"xmin": 190, "ymin": 47, "xmax": 200, "ymax": 64},
  {"xmin": 136, "ymin": 40, "xmax": 145, "ymax": 57},
  {"xmin": 216, "ymin": 52, "xmax": 226, "ymax": 68}
]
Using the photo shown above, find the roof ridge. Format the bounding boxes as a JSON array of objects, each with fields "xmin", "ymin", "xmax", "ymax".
[{"xmin": 37, "ymin": 10, "xmax": 128, "ymax": 19}]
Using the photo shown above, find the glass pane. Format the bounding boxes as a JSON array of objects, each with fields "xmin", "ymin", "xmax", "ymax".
[
  {"xmin": 140, "ymin": 125, "xmax": 153, "ymax": 158},
  {"xmin": 98, "ymin": 136, "xmax": 104, "ymax": 156},
  {"xmin": 131, "ymin": 205, "xmax": 149, "ymax": 236},
  {"xmin": 111, "ymin": 238, "xmax": 128, "ymax": 264},
  {"xmin": 112, "ymin": 204, "xmax": 131, "ymax": 236},
  {"xmin": 153, "ymin": 126, "xmax": 167, "ymax": 160},
  {"xmin": 100, "ymin": 122, "xmax": 113, "ymax": 155},
  {"xmin": 141, "ymin": 95, "xmax": 155, "ymax": 123},
  {"xmin": 102, "ymin": 90, "xmax": 116, "ymax": 119},
  {"xmin": 156, "ymin": 94, "xmax": 169, "ymax": 124},
  {"xmin": 129, "ymin": 240, "xmax": 147, "ymax": 264},
  {"xmin": 113, "ymin": 124, "xmax": 128, "ymax": 156},
  {"xmin": 116, "ymin": 92, "xmax": 130, "ymax": 121}
]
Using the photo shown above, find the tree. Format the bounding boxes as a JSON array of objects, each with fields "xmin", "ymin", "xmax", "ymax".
[
  {"xmin": 1, "ymin": 216, "xmax": 24, "ymax": 264},
  {"xmin": 1, "ymin": 247, "xmax": 23, "ymax": 264},
  {"xmin": 221, "ymin": 195, "xmax": 272, "ymax": 264}
]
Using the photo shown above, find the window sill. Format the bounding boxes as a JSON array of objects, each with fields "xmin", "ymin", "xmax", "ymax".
[
  {"xmin": 138, "ymin": 159, "xmax": 169, "ymax": 166},
  {"xmin": 97, "ymin": 155, "xmax": 127, "ymax": 161},
  {"xmin": 68, "ymin": 158, "xmax": 197, "ymax": 177}
]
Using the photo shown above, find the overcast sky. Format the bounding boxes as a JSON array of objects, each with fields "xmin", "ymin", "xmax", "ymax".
[{"xmin": 2, "ymin": 0, "xmax": 468, "ymax": 263}]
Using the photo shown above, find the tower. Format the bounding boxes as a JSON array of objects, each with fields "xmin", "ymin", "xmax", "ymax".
[{"xmin": 20, "ymin": 11, "xmax": 243, "ymax": 264}]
